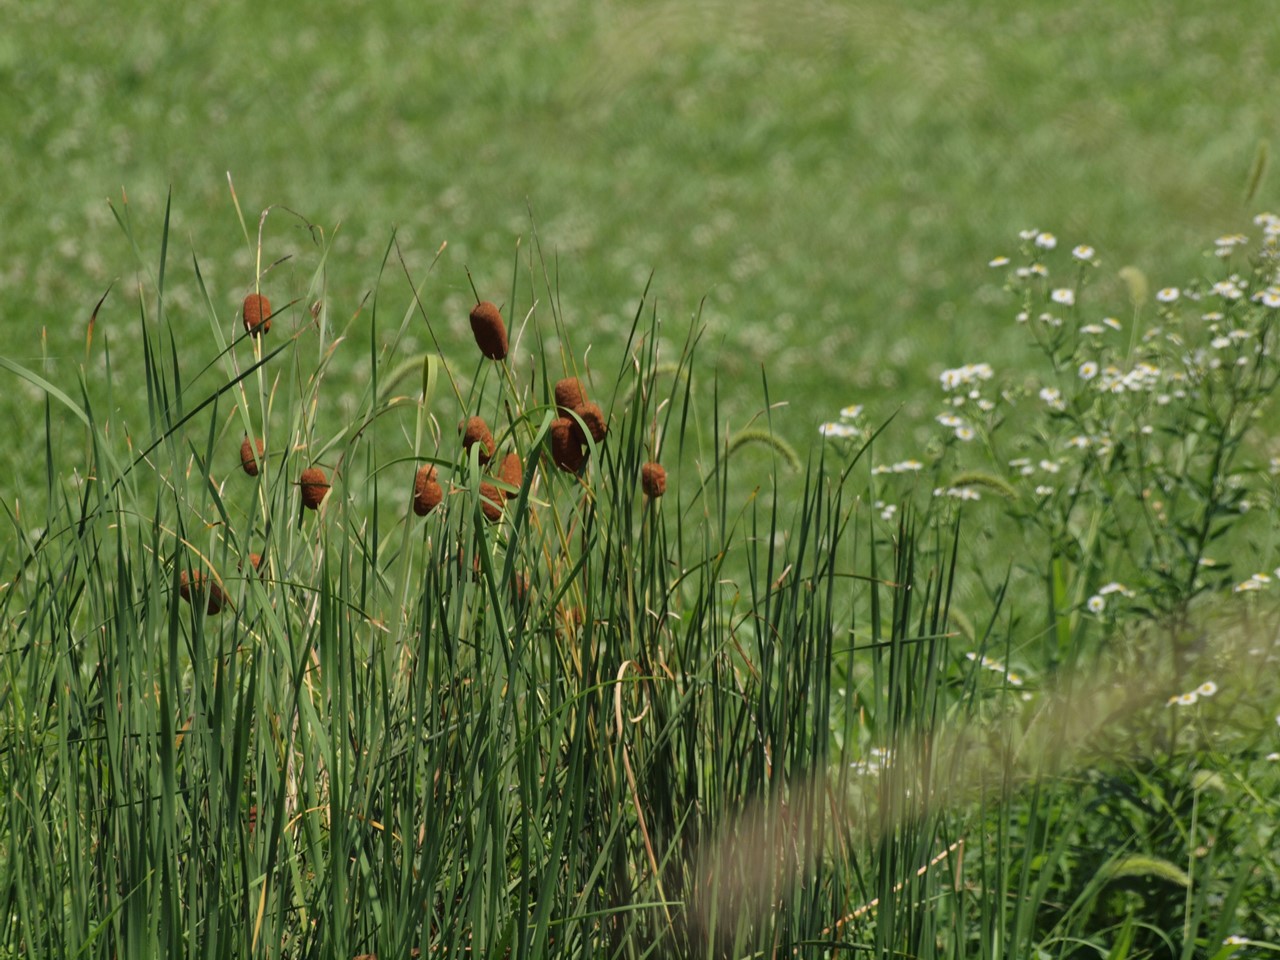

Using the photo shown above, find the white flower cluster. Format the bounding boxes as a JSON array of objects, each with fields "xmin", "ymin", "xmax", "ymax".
[
  {"xmin": 1165, "ymin": 680, "xmax": 1218, "ymax": 707},
  {"xmin": 939, "ymin": 363, "xmax": 994, "ymax": 392},
  {"xmin": 849, "ymin": 746, "xmax": 894, "ymax": 777},
  {"xmin": 1233, "ymin": 570, "xmax": 1280, "ymax": 593},
  {"xmin": 966, "ymin": 651, "xmax": 1024, "ymax": 686},
  {"xmin": 871, "ymin": 460, "xmax": 924, "ymax": 475},
  {"xmin": 818, "ymin": 402, "xmax": 864, "ymax": 439},
  {"xmin": 934, "ymin": 486, "xmax": 980, "ymax": 501}
]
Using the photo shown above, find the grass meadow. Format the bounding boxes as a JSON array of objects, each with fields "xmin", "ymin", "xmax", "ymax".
[{"xmin": 4, "ymin": 1, "xmax": 1280, "ymax": 957}]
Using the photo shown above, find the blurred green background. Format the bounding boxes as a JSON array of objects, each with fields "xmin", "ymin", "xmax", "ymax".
[{"xmin": 2, "ymin": 0, "xmax": 1277, "ymax": 502}]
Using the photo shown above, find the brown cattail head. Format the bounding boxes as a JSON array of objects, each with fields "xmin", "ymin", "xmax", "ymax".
[
  {"xmin": 497, "ymin": 452, "xmax": 523, "ymax": 497},
  {"xmin": 469, "ymin": 301, "xmax": 508, "ymax": 361},
  {"xmin": 641, "ymin": 462, "xmax": 667, "ymax": 498},
  {"xmin": 554, "ymin": 377, "xmax": 586, "ymax": 416},
  {"xmin": 243, "ymin": 292, "xmax": 271, "ymax": 337},
  {"xmin": 549, "ymin": 418, "xmax": 585, "ymax": 473},
  {"xmin": 240, "ymin": 436, "xmax": 265, "ymax": 476},
  {"xmin": 299, "ymin": 467, "xmax": 330, "ymax": 510},
  {"xmin": 576, "ymin": 402, "xmax": 608, "ymax": 445},
  {"xmin": 179, "ymin": 570, "xmax": 227, "ymax": 615},
  {"xmin": 413, "ymin": 464, "xmax": 443, "ymax": 516},
  {"xmin": 461, "ymin": 416, "xmax": 496, "ymax": 464},
  {"xmin": 478, "ymin": 481, "xmax": 503, "ymax": 522},
  {"xmin": 247, "ymin": 552, "xmax": 265, "ymax": 573}
]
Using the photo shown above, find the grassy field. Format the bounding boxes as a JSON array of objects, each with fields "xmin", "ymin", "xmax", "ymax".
[
  {"xmin": 5, "ymin": 1, "xmax": 1280, "ymax": 956},
  {"xmin": 3, "ymin": 0, "xmax": 1278, "ymax": 491}
]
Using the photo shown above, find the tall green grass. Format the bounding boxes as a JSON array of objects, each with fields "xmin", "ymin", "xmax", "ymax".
[{"xmin": 3, "ymin": 204, "xmax": 1279, "ymax": 958}]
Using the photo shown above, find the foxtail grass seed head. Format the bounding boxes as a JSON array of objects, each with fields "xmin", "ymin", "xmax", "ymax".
[
  {"xmin": 576, "ymin": 401, "xmax": 607, "ymax": 444},
  {"xmin": 242, "ymin": 292, "xmax": 271, "ymax": 336},
  {"xmin": 479, "ymin": 481, "xmax": 503, "ymax": 522},
  {"xmin": 179, "ymin": 570, "xmax": 227, "ymax": 615},
  {"xmin": 498, "ymin": 451, "xmax": 522, "ymax": 496},
  {"xmin": 413, "ymin": 464, "xmax": 443, "ymax": 516},
  {"xmin": 240, "ymin": 436, "xmax": 264, "ymax": 476},
  {"xmin": 469, "ymin": 300, "xmax": 508, "ymax": 360},
  {"xmin": 461, "ymin": 416, "xmax": 496, "ymax": 464},
  {"xmin": 299, "ymin": 467, "xmax": 330, "ymax": 510},
  {"xmin": 641, "ymin": 461, "xmax": 667, "ymax": 498},
  {"xmin": 550, "ymin": 418, "xmax": 584, "ymax": 472},
  {"xmin": 554, "ymin": 377, "xmax": 586, "ymax": 415}
]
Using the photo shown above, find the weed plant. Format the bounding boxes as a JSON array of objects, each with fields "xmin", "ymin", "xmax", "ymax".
[{"xmin": 3, "ymin": 199, "xmax": 1280, "ymax": 959}]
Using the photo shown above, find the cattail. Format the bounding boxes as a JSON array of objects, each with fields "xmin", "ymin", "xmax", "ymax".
[
  {"xmin": 469, "ymin": 301, "xmax": 508, "ymax": 361},
  {"xmin": 549, "ymin": 418, "xmax": 584, "ymax": 473},
  {"xmin": 240, "ymin": 436, "xmax": 265, "ymax": 476},
  {"xmin": 460, "ymin": 416, "xmax": 496, "ymax": 464},
  {"xmin": 554, "ymin": 377, "xmax": 586, "ymax": 416},
  {"xmin": 641, "ymin": 461, "xmax": 667, "ymax": 498},
  {"xmin": 179, "ymin": 570, "xmax": 227, "ymax": 615},
  {"xmin": 576, "ymin": 402, "xmax": 608, "ymax": 444},
  {"xmin": 299, "ymin": 467, "xmax": 330, "ymax": 510},
  {"xmin": 413, "ymin": 464, "xmax": 443, "ymax": 516},
  {"xmin": 242, "ymin": 292, "xmax": 271, "ymax": 336},
  {"xmin": 497, "ymin": 451, "xmax": 523, "ymax": 497},
  {"xmin": 479, "ymin": 481, "xmax": 503, "ymax": 522}
]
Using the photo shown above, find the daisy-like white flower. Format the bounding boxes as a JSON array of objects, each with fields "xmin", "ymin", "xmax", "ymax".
[
  {"xmin": 1029, "ymin": 263, "xmax": 1049, "ymax": 277},
  {"xmin": 1072, "ymin": 244, "xmax": 1095, "ymax": 261},
  {"xmin": 1176, "ymin": 691, "xmax": 1198, "ymax": 706},
  {"xmin": 1051, "ymin": 288, "xmax": 1075, "ymax": 306},
  {"xmin": 1268, "ymin": 752, "xmax": 1280, "ymax": 762},
  {"xmin": 1156, "ymin": 287, "xmax": 1180, "ymax": 303},
  {"xmin": 892, "ymin": 460, "xmax": 924, "ymax": 472},
  {"xmin": 988, "ymin": 255, "xmax": 1010, "ymax": 267},
  {"xmin": 1038, "ymin": 386, "xmax": 1065, "ymax": 410},
  {"xmin": 939, "ymin": 363, "xmax": 994, "ymax": 391},
  {"xmin": 1038, "ymin": 459, "xmax": 1060, "ymax": 473},
  {"xmin": 1103, "ymin": 316, "xmax": 1123, "ymax": 330},
  {"xmin": 1066, "ymin": 435, "xmax": 1090, "ymax": 449},
  {"xmin": 840, "ymin": 404, "xmax": 863, "ymax": 419},
  {"xmin": 1034, "ymin": 485, "xmax": 1054, "ymax": 496},
  {"xmin": 936, "ymin": 412, "xmax": 964, "ymax": 428},
  {"xmin": 819, "ymin": 422, "xmax": 857, "ymax": 439},
  {"xmin": 1223, "ymin": 935, "xmax": 1249, "ymax": 946},
  {"xmin": 1035, "ymin": 232, "xmax": 1057, "ymax": 250},
  {"xmin": 1211, "ymin": 336, "xmax": 1233, "ymax": 349},
  {"xmin": 1078, "ymin": 361, "xmax": 1099, "ymax": 380},
  {"xmin": 1098, "ymin": 582, "xmax": 1134, "ymax": 598},
  {"xmin": 1197, "ymin": 681, "xmax": 1218, "ymax": 697},
  {"xmin": 955, "ymin": 426, "xmax": 976, "ymax": 442},
  {"xmin": 1019, "ymin": 228, "xmax": 1040, "ymax": 241},
  {"xmin": 1080, "ymin": 323, "xmax": 1106, "ymax": 335},
  {"xmin": 1258, "ymin": 288, "xmax": 1280, "ymax": 308},
  {"xmin": 1087, "ymin": 595, "xmax": 1105, "ymax": 614}
]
